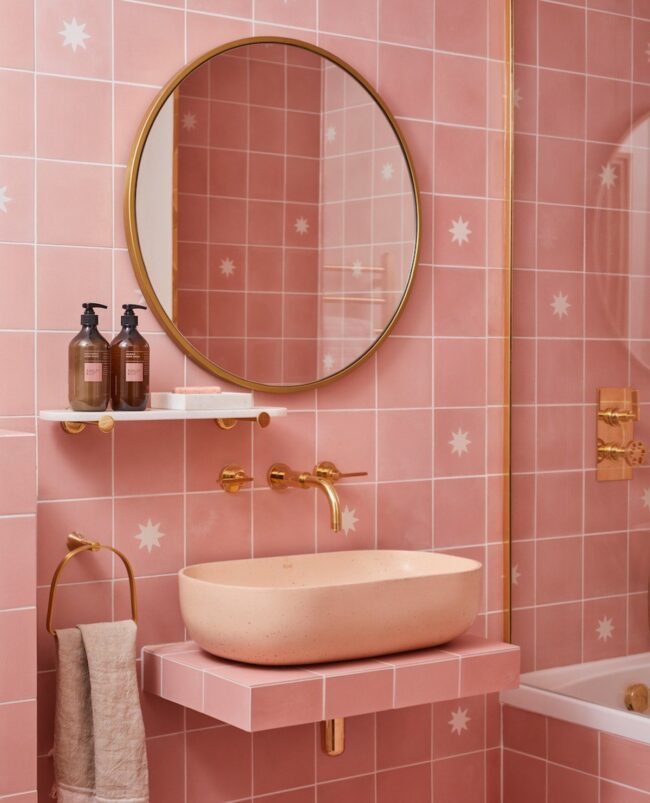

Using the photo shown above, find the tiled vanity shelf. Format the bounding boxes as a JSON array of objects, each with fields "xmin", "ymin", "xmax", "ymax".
[
  {"xmin": 142, "ymin": 636, "xmax": 520, "ymax": 732},
  {"xmin": 39, "ymin": 406, "xmax": 287, "ymax": 433}
]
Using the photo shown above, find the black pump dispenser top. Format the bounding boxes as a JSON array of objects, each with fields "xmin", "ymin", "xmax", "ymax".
[
  {"xmin": 120, "ymin": 303, "xmax": 147, "ymax": 327},
  {"xmin": 80, "ymin": 302, "xmax": 108, "ymax": 326}
]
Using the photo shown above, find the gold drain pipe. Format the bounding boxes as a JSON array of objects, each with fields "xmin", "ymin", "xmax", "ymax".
[{"xmin": 322, "ymin": 719, "xmax": 345, "ymax": 756}]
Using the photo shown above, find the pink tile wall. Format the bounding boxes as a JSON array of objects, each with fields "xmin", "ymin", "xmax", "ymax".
[
  {"xmin": 511, "ymin": 1, "xmax": 650, "ymax": 671},
  {"xmin": 0, "ymin": 430, "xmax": 37, "ymax": 800},
  {"xmin": 0, "ymin": 1, "xmax": 508, "ymax": 801},
  {"xmin": 503, "ymin": 705, "xmax": 650, "ymax": 802}
]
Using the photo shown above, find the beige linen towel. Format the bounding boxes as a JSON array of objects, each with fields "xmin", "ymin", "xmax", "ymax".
[{"xmin": 54, "ymin": 621, "xmax": 149, "ymax": 803}]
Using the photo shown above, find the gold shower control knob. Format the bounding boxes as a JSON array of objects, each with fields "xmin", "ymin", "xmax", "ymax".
[
  {"xmin": 597, "ymin": 439, "xmax": 646, "ymax": 466},
  {"xmin": 625, "ymin": 683, "xmax": 649, "ymax": 713},
  {"xmin": 219, "ymin": 465, "xmax": 254, "ymax": 494},
  {"xmin": 624, "ymin": 440, "xmax": 646, "ymax": 466}
]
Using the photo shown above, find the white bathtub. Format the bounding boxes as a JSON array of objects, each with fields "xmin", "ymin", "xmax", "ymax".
[{"xmin": 501, "ymin": 652, "xmax": 650, "ymax": 744}]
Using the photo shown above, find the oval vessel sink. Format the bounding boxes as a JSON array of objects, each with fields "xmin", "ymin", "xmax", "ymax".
[{"xmin": 179, "ymin": 549, "xmax": 482, "ymax": 665}]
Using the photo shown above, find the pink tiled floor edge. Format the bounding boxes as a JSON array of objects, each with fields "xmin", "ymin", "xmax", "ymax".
[{"xmin": 142, "ymin": 635, "xmax": 519, "ymax": 732}]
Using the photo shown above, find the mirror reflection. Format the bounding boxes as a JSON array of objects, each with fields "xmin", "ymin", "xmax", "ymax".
[{"xmin": 134, "ymin": 40, "xmax": 418, "ymax": 389}]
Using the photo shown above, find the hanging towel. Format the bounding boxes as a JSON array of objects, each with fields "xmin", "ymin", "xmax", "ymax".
[{"xmin": 54, "ymin": 621, "xmax": 149, "ymax": 803}]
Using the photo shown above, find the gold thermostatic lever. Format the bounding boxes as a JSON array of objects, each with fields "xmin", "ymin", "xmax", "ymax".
[{"xmin": 219, "ymin": 465, "xmax": 254, "ymax": 494}]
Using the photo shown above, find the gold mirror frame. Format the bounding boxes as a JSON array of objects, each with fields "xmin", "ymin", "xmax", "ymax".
[{"xmin": 124, "ymin": 36, "xmax": 421, "ymax": 393}]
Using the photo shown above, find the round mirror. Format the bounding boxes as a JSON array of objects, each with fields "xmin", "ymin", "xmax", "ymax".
[{"xmin": 125, "ymin": 37, "xmax": 420, "ymax": 392}]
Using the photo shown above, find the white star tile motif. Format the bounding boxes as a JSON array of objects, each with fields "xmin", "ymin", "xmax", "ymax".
[
  {"xmin": 513, "ymin": 87, "xmax": 522, "ymax": 109},
  {"xmin": 220, "ymin": 257, "xmax": 236, "ymax": 277},
  {"xmin": 596, "ymin": 616, "xmax": 614, "ymax": 642},
  {"xmin": 294, "ymin": 216, "xmax": 309, "ymax": 235},
  {"xmin": 449, "ymin": 217, "xmax": 471, "ymax": 246},
  {"xmin": 59, "ymin": 18, "xmax": 90, "ymax": 52},
  {"xmin": 341, "ymin": 506, "xmax": 359, "ymax": 536},
  {"xmin": 182, "ymin": 112, "xmax": 197, "ymax": 131},
  {"xmin": 599, "ymin": 163, "xmax": 617, "ymax": 189},
  {"xmin": 511, "ymin": 564, "xmax": 521, "ymax": 586},
  {"xmin": 134, "ymin": 519, "xmax": 165, "ymax": 554},
  {"xmin": 448, "ymin": 706, "xmax": 471, "ymax": 735},
  {"xmin": 550, "ymin": 291, "xmax": 570, "ymax": 319},
  {"xmin": 351, "ymin": 259, "xmax": 363, "ymax": 279},
  {"xmin": 642, "ymin": 488, "xmax": 650, "ymax": 510},
  {"xmin": 381, "ymin": 162, "xmax": 394, "ymax": 180},
  {"xmin": 449, "ymin": 428, "xmax": 471, "ymax": 456},
  {"xmin": 322, "ymin": 353, "xmax": 335, "ymax": 372},
  {"xmin": 0, "ymin": 186, "xmax": 12, "ymax": 213},
  {"xmin": 325, "ymin": 126, "xmax": 337, "ymax": 143}
]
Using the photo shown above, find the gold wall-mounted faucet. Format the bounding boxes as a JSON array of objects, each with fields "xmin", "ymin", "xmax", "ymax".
[{"xmin": 267, "ymin": 461, "xmax": 367, "ymax": 533}]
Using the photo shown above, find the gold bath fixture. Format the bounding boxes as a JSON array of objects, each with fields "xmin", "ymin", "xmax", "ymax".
[
  {"xmin": 597, "ymin": 388, "xmax": 646, "ymax": 481},
  {"xmin": 60, "ymin": 415, "xmax": 115, "ymax": 435},
  {"xmin": 267, "ymin": 461, "xmax": 367, "ymax": 533},
  {"xmin": 219, "ymin": 465, "xmax": 254, "ymax": 494},
  {"xmin": 322, "ymin": 718, "xmax": 345, "ymax": 756},
  {"xmin": 625, "ymin": 683, "xmax": 649, "ymax": 713},
  {"xmin": 215, "ymin": 412, "xmax": 271, "ymax": 430}
]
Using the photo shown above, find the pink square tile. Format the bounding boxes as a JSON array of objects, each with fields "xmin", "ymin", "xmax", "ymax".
[
  {"xmin": 537, "ymin": 204, "xmax": 585, "ymax": 271},
  {"xmin": 536, "ymin": 537, "xmax": 582, "ymax": 604},
  {"xmin": 253, "ymin": 724, "xmax": 315, "ymax": 795},
  {"xmin": 186, "ymin": 14, "xmax": 251, "ymax": 63},
  {"xmin": 434, "ymin": 125, "xmax": 487, "ymax": 197},
  {"xmin": 539, "ymin": 69, "xmax": 586, "ymax": 140},
  {"xmin": 377, "ymin": 763, "xmax": 431, "ymax": 803},
  {"xmin": 536, "ymin": 602, "xmax": 582, "ymax": 669},
  {"xmin": 389, "ymin": 653, "xmax": 459, "ymax": 708},
  {"xmin": 435, "ymin": 53, "xmax": 486, "ymax": 127},
  {"xmin": 378, "ymin": 45, "xmax": 434, "ymax": 120},
  {"xmin": 37, "ymin": 161, "xmax": 111, "ymax": 246},
  {"xmin": 433, "ymin": 752, "xmax": 485, "ymax": 803},
  {"xmin": 186, "ymin": 725, "xmax": 252, "ymax": 802},
  {"xmin": 536, "ymin": 471, "xmax": 583, "ymax": 538},
  {"xmin": 433, "ymin": 694, "xmax": 485, "ymax": 757},
  {"xmin": 0, "ymin": 700, "xmax": 36, "ymax": 796},
  {"xmin": 584, "ymin": 532, "xmax": 627, "ymax": 598},
  {"xmin": 0, "ymin": 516, "xmax": 35, "ymax": 610},
  {"xmin": 514, "ymin": 66, "xmax": 537, "ymax": 134},
  {"xmin": 0, "ymin": 332, "xmax": 34, "ymax": 416},
  {"xmin": 36, "ymin": 0, "xmax": 111, "ymax": 79},
  {"xmin": 434, "ymin": 339, "xmax": 486, "ymax": 407},
  {"xmin": 147, "ymin": 733, "xmax": 185, "ymax": 803},
  {"xmin": 434, "ymin": 196, "xmax": 486, "ymax": 267},
  {"xmin": 514, "ymin": 0, "xmax": 538, "ymax": 65},
  {"xmin": 548, "ymin": 763, "xmax": 598, "ymax": 803},
  {"xmin": 434, "ymin": 408, "xmax": 486, "ymax": 477},
  {"xmin": 318, "ymin": 665, "xmax": 393, "ymax": 719},
  {"xmin": 187, "ymin": 490, "xmax": 252, "ymax": 565},
  {"xmin": 0, "ymin": 156, "xmax": 34, "ymax": 243},
  {"xmin": 587, "ymin": 78, "xmax": 631, "ymax": 144},
  {"xmin": 601, "ymin": 782, "xmax": 650, "ymax": 803},
  {"xmin": 538, "ymin": 138, "xmax": 585, "ymax": 206},
  {"xmin": 539, "ymin": 2, "xmax": 586, "ymax": 71},
  {"xmin": 37, "ymin": 246, "xmax": 111, "ymax": 329},
  {"xmin": 114, "ymin": 1, "xmax": 184, "ymax": 85},
  {"xmin": 0, "ymin": 244, "xmax": 34, "ymax": 329},
  {"xmin": 0, "ymin": 609, "xmax": 36, "ymax": 702},
  {"xmin": 629, "ymin": 530, "xmax": 650, "ymax": 593},
  {"xmin": 434, "ymin": 267, "xmax": 486, "ymax": 337},
  {"xmin": 114, "ymin": 422, "xmax": 184, "ymax": 496},
  {"xmin": 629, "ymin": 592, "xmax": 650, "ymax": 654},
  {"xmin": 461, "ymin": 648, "xmax": 520, "ymax": 696},
  {"xmin": 115, "ymin": 494, "xmax": 184, "ymax": 577},
  {"xmin": 435, "ymin": 0, "xmax": 487, "ymax": 55},
  {"xmin": 537, "ymin": 406, "xmax": 583, "ymax": 471},
  {"xmin": 537, "ymin": 339, "xmax": 583, "ymax": 404},
  {"xmin": 252, "ymin": 488, "xmax": 316, "ymax": 558},
  {"xmin": 433, "ymin": 477, "xmax": 485, "ymax": 548},
  {"xmin": 503, "ymin": 704, "xmax": 547, "ymax": 756},
  {"xmin": 0, "ymin": 433, "xmax": 35, "ymax": 515},
  {"xmin": 378, "ymin": 409, "xmax": 432, "ymax": 481},
  {"xmin": 503, "ymin": 749, "xmax": 546, "ymax": 803},
  {"xmin": 380, "ymin": 0, "xmax": 433, "ymax": 47},
  {"xmin": 585, "ymin": 274, "xmax": 628, "ymax": 338},
  {"xmin": 37, "ymin": 75, "xmax": 111, "ymax": 163},
  {"xmin": 377, "ymin": 481, "xmax": 432, "ymax": 550},
  {"xmin": 583, "ymin": 596, "xmax": 627, "ymax": 661},
  {"xmin": 252, "ymin": 679, "xmax": 323, "ymax": 730},
  {"xmin": 114, "ymin": 575, "xmax": 184, "ymax": 654},
  {"xmin": 377, "ymin": 705, "xmax": 431, "ymax": 769},
  {"xmin": 377, "ymin": 337, "xmax": 432, "ymax": 408},
  {"xmin": 601, "ymin": 734, "xmax": 650, "ymax": 793},
  {"xmin": 0, "ymin": 71, "xmax": 33, "ymax": 157},
  {"xmin": 318, "ymin": 0, "xmax": 376, "ymax": 37},
  {"xmin": 548, "ymin": 717, "xmax": 599, "ymax": 774},
  {"xmin": 588, "ymin": 10, "xmax": 631, "ymax": 79},
  {"xmin": 0, "ymin": 0, "xmax": 33, "ymax": 69}
]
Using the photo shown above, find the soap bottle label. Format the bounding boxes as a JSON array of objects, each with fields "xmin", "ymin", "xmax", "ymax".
[
  {"xmin": 84, "ymin": 363, "xmax": 104, "ymax": 382},
  {"xmin": 125, "ymin": 362, "xmax": 144, "ymax": 382}
]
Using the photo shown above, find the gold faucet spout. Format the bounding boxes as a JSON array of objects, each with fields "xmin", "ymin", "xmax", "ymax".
[
  {"xmin": 301, "ymin": 475, "xmax": 341, "ymax": 532},
  {"xmin": 267, "ymin": 463, "xmax": 342, "ymax": 532}
]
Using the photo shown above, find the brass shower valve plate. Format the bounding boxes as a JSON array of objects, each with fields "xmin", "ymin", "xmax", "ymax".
[{"xmin": 597, "ymin": 388, "xmax": 643, "ymax": 481}]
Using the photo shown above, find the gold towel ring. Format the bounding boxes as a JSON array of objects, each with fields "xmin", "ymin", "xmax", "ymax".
[{"xmin": 46, "ymin": 532, "xmax": 138, "ymax": 636}]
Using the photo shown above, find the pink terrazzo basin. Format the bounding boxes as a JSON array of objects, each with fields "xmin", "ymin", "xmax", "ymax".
[{"xmin": 178, "ymin": 550, "xmax": 482, "ymax": 665}]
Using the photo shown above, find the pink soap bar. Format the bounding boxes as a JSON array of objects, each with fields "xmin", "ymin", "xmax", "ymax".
[{"xmin": 173, "ymin": 385, "xmax": 222, "ymax": 394}]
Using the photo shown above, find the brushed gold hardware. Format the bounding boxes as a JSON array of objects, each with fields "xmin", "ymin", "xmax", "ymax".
[
  {"xmin": 314, "ymin": 461, "xmax": 368, "ymax": 483},
  {"xmin": 322, "ymin": 718, "xmax": 345, "ymax": 756},
  {"xmin": 597, "ymin": 439, "xmax": 646, "ymax": 467},
  {"xmin": 46, "ymin": 532, "xmax": 138, "ymax": 636},
  {"xmin": 268, "ymin": 462, "xmax": 342, "ymax": 532},
  {"xmin": 597, "ymin": 388, "xmax": 644, "ymax": 481},
  {"xmin": 219, "ymin": 465, "xmax": 254, "ymax": 493},
  {"xmin": 60, "ymin": 415, "xmax": 115, "ymax": 435},
  {"xmin": 625, "ymin": 683, "xmax": 649, "ymax": 713},
  {"xmin": 215, "ymin": 412, "xmax": 271, "ymax": 430}
]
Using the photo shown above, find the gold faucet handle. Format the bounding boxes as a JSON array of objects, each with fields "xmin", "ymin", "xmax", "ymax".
[
  {"xmin": 219, "ymin": 465, "xmax": 254, "ymax": 494},
  {"xmin": 314, "ymin": 461, "xmax": 368, "ymax": 483},
  {"xmin": 625, "ymin": 683, "xmax": 649, "ymax": 712},
  {"xmin": 625, "ymin": 440, "xmax": 646, "ymax": 467}
]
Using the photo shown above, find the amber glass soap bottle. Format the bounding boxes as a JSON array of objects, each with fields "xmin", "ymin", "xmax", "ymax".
[
  {"xmin": 69, "ymin": 302, "xmax": 110, "ymax": 412},
  {"xmin": 111, "ymin": 304, "xmax": 150, "ymax": 412}
]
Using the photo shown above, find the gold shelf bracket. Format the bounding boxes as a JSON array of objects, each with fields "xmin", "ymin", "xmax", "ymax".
[
  {"xmin": 215, "ymin": 412, "xmax": 271, "ymax": 430},
  {"xmin": 60, "ymin": 415, "xmax": 115, "ymax": 435}
]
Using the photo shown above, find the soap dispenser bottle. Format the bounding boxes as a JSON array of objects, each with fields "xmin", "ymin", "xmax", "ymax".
[
  {"xmin": 69, "ymin": 302, "xmax": 110, "ymax": 412},
  {"xmin": 110, "ymin": 304, "xmax": 150, "ymax": 412}
]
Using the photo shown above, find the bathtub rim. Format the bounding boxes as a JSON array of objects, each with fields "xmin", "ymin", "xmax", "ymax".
[{"xmin": 500, "ymin": 652, "xmax": 650, "ymax": 745}]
